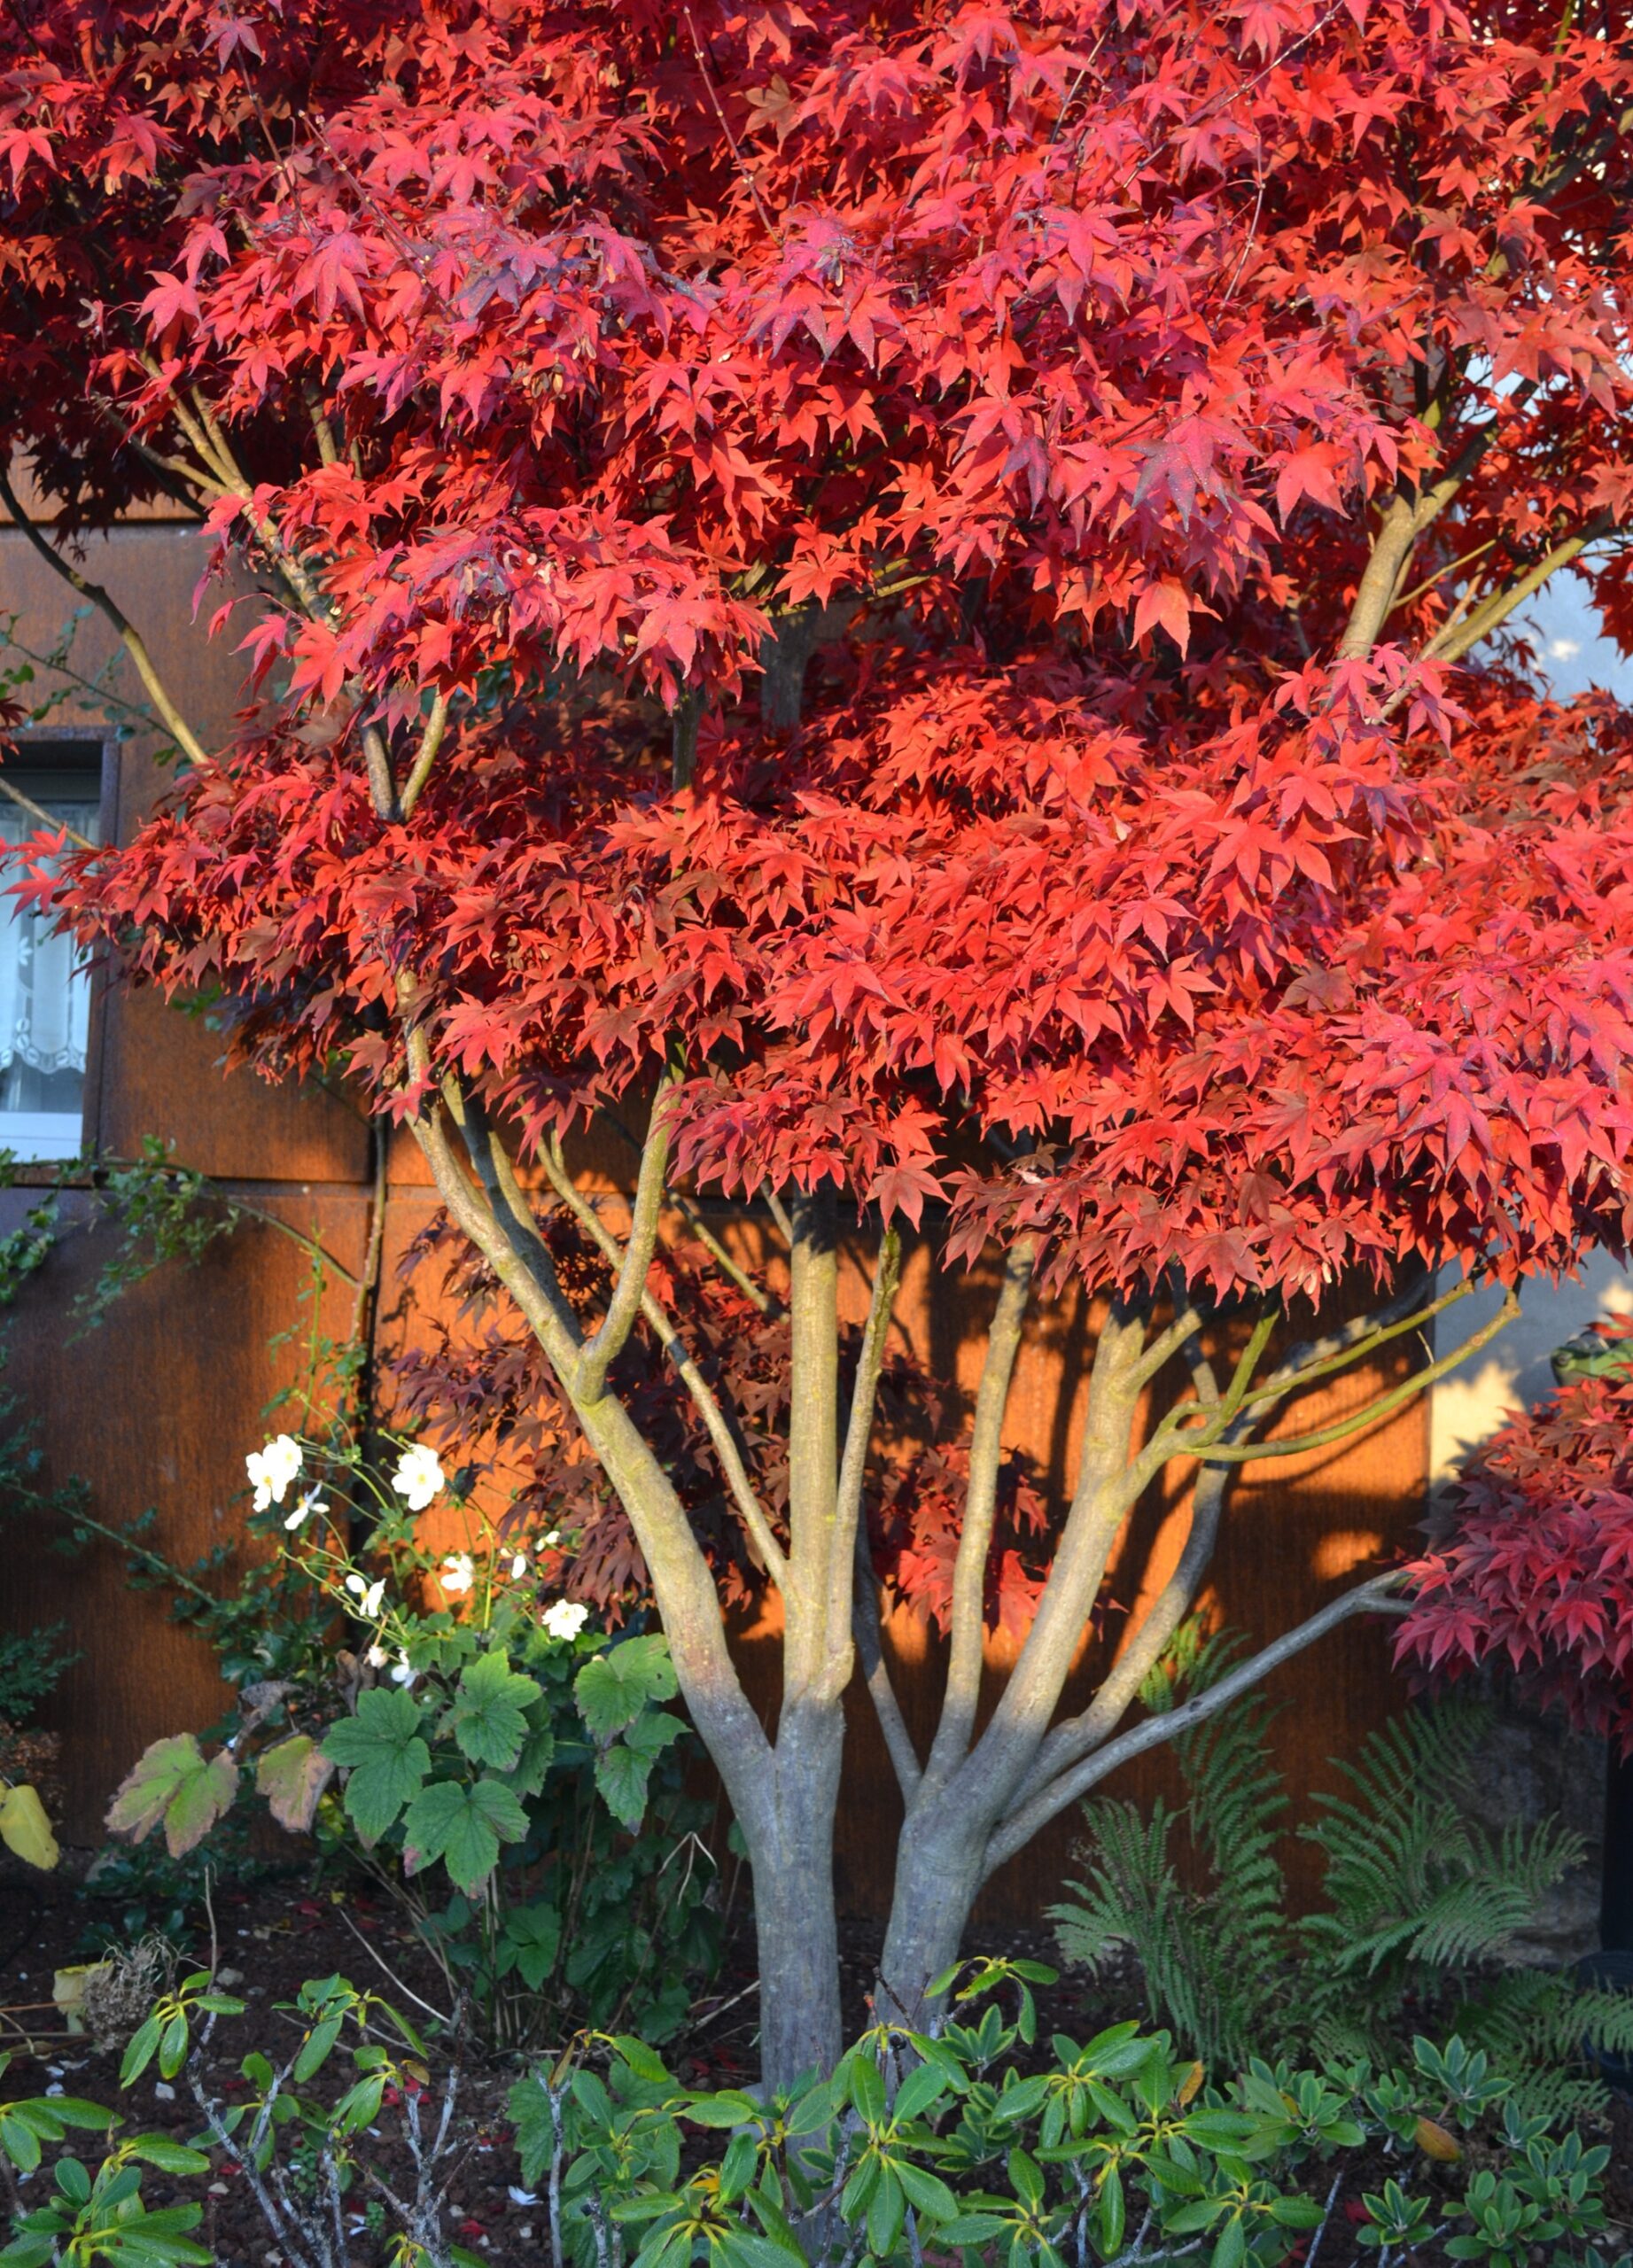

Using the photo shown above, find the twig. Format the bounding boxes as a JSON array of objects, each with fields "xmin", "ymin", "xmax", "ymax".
[
  {"xmin": 0, "ymin": 465, "xmax": 211, "ymax": 768},
  {"xmin": 0, "ymin": 775, "xmax": 94, "ymax": 851},
  {"xmin": 681, "ymin": 8, "xmax": 775, "ymax": 233},
  {"xmin": 335, "ymin": 1907, "xmax": 455, "ymax": 2029}
]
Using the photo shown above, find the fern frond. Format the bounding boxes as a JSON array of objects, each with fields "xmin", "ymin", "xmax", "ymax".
[{"xmin": 1057, "ymin": 1654, "xmax": 1598, "ymax": 2115}]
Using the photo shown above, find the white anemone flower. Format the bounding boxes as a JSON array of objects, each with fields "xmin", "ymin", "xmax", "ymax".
[
  {"xmin": 365, "ymin": 1644, "xmax": 389, "ymax": 1670},
  {"xmin": 440, "ymin": 1553, "xmax": 475, "ymax": 1596},
  {"xmin": 284, "ymin": 1486, "xmax": 327, "ymax": 1531},
  {"xmin": 543, "ymin": 1530, "xmax": 561, "ymax": 1547},
  {"xmin": 389, "ymin": 1651, "xmax": 416, "ymax": 1687},
  {"xmin": 509, "ymin": 1553, "xmax": 528, "ymax": 1581},
  {"xmin": 540, "ymin": 1598, "xmax": 590, "ymax": 1643},
  {"xmin": 392, "ymin": 1444, "xmax": 445, "ymax": 1511},
  {"xmin": 246, "ymin": 1434, "xmax": 302, "ymax": 1511}
]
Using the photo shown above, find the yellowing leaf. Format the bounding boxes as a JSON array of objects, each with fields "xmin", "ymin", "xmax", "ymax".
[
  {"xmin": 0, "ymin": 1783, "xmax": 58, "ymax": 1871},
  {"xmin": 1178, "ymin": 2060, "xmax": 1204, "ymax": 2107},
  {"xmin": 107, "ymin": 1732, "xmax": 237, "ymax": 1858},
  {"xmin": 256, "ymin": 1735, "xmax": 336, "ymax": 1833},
  {"xmin": 1414, "ymin": 2117, "xmax": 1461, "ymax": 2163}
]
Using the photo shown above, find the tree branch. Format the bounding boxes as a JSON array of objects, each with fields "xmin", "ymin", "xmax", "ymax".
[
  {"xmin": 536, "ymin": 1130, "xmax": 790, "ymax": 1581},
  {"xmin": 576, "ymin": 1078, "xmax": 678, "ymax": 1404},
  {"xmin": 852, "ymin": 1518, "xmax": 922, "ymax": 1802},
  {"xmin": 784, "ymin": 1184, "xmax": 840, "ymax": 1694},
  {"xmin": 823, "ymin": 1225, "xmax": 903, "ymax": 1697},
  {"xmin": 984, "ymin": 1572, "xmax": 1408, "ymax": 1872},
  {"xmin": 1418, "ymin": 516, "xmax": 1614, "ymax": 668},
  {"xmin": 411, "ymin": 1075, "xmax": 774, "ymax": 1789},
  {"xmin": 0, "ymin": 465, "xmax": 212, "ymax": 769},
  {"xmin": 944, "ymin": 1294, "xmax": 1154, "ymax": 1810},
  {"xmin": 1175, "ymin": 1287, "xmax": 1518, "ymax": 1463},
  {"xmin": 399, "ymin": 689, "xmax": 451, "ymax": 819},
  {"xmin": 0, "ymin": 774, "xmax": 94, "ymax": 850},
  {"xmin": 603, "ymin": 1110, "xmax": 784, "ymax": 1317},
  {"xmin": 1008, "ymin": 1327, "xmax": 1234, "ymax": 1814},
  {"xmin": 922, "ymin": 1239, "xmax": 1035, "ymax": 1792}
]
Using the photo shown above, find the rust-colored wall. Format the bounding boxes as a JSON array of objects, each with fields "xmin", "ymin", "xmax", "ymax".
[{"xmin": 0, "ymin": 514, "xmax": 1429, "ymax": 1922}]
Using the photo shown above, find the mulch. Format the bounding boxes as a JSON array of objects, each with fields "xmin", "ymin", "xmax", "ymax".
[{"xmin": 0, "ymin": 1863, "xmax": 1628, "ymax": 2266}]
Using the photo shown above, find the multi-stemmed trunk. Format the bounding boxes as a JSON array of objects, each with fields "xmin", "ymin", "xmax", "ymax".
[{"xmin": 408, "ymin": 1071, "xmax": 1496, "ymax": 2087}]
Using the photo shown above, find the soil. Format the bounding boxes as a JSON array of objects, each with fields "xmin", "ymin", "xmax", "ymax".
[{"xmin": 0, "ymin": 1865, "xmax": 1628, "ymax": 2268}]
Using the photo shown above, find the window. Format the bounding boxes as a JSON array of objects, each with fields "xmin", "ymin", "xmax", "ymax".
[{"xmin": 0, "ymin": 743, "xmax": 104, "ymax": 1162}]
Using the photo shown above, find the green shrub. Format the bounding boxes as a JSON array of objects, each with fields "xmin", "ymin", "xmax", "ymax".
[
  {"xmin": 11, "ymin": 1961, "xmax": 1624, "ymax": 2268},
  {"xmin": 104, "ymin": 1428, "xmax": 723, "ymax": 2050}
]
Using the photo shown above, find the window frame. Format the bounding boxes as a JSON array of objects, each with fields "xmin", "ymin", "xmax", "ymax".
[{"xmin": 0, "ymin": 726, "xmax": 117, "ymax": 1169}]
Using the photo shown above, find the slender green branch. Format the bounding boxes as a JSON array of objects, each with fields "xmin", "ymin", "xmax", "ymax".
[{"xmin": 1180, "ymin": 1290, "xmax": 1518, "ymax": 1464}]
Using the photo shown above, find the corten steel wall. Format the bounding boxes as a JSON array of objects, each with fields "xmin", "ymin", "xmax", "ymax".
[{"xmin": 0, "ymin": 508, "xmax": 1429, "ymax": 1916}]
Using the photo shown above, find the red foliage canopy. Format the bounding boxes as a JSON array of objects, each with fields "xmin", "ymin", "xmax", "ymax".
[
  {"xmin": 1398, "ymin": 1345, "xmax": 1633, "ymax": 1751},
  {"xmin": 4, "ymin": 0, "xmax": 1633, "ymax": 1309}
]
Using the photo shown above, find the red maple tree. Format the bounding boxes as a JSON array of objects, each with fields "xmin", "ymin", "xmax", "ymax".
[
  {"xmin": 4, "ymin": 0, "xmax": 1633, "ymax": 2081},
  {"xmin": 1398, "ymin": 1337, "xmax": 1633, "ymax": 1752}
]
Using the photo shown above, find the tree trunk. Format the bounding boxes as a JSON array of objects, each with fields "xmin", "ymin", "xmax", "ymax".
[
  {"xmin": 875, "ymin": 1806, "xmax": 991, "ymax": 2034},
  {"xmin": 744, "ymin": 1699, "xmax": 847, "ymax": 2093}
]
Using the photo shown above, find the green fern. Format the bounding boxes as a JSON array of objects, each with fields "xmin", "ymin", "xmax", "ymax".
[
  {"xmin": 1052, "ymin": 1630, "xmax": 1622, "ymax": 2110},
  {"xmin": 1053, "ymin": 1632, "xmax": 1293, "ymax": 2069}
]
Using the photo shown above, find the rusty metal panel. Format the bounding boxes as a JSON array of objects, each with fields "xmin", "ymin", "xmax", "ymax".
[{"xmin": 2, "ymin": 1185, "xmax": 369, "ymax": 1835}]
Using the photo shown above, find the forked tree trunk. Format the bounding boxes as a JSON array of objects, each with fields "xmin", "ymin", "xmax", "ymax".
[
  {"xmin": 410, "ymin": 1092, "xmax": 1444, "ymax": 2096},
  {"xmin": 743, "ymin": 1697, "xmax": 848, "ymax": 2093},
  {"xmin": 876, "ymin": 1813, "xmax": 990, "ymax": 2032}
]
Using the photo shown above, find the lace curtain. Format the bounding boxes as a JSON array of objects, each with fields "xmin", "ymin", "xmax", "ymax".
[{"xmin": 0, "ymin": 795, "xmax": 99, "ymax": 1114}]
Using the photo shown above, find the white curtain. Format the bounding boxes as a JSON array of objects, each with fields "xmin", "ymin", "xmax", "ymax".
[{"xmin": 0, "ymin": 796, "xmax": 99, "ymax": 1099}]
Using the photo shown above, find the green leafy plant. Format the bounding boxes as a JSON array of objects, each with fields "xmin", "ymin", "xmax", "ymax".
[
  {"xmin": 0, "ymin": 2049, "xmax": 210, "ymax": 2268},
  {"xmin": 1052, "ymin": 1631, "xmax": 1633, "ymax": 2116},
  {"xmin": 2, "ymin": 1970, "xmax": 478, "ymax": 2268},
  {"xmin": 105, "ymin": 1429, "xmax": 721, "ymax": 2050},
  {"xmin": 506, "ymin": 1961, "xmax": 1627, "ymax": 2268}
]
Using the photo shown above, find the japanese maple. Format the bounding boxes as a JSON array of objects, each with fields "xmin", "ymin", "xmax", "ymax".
[
  {"xmin": 1399, "ymin": 1340, "xmax": 1633, "ymax": 1753},
  {"xmin": 4, "ymin": 0, "xmax": 1633, "ymax": 2085}
]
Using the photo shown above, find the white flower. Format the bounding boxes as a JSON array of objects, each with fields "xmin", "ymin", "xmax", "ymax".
[
  {"xmin": 392, "ymin": 1444, "xmax": 445, "ymax": 1512},
  {"xmin": 543, "ymin": 1530, "xmax": 561, "ymax": 1548},
  {"xmin": 345, "ymin": 1573, "xmax": 386, "ymax": 1618},
  {"xmin": 246, "ymin": 1434, "xmax": 302, "ymax": 1511},
  {"xmin": 440, "ymin": 1553, "xmax": 475, "ymax": 1596},
  {"xmin": 540, "ymin": 1598, "xmax": 590, "ymax": 1643},
  {"xmin": 365, "ymin": 1644, "xmax": 388, "ymax": 1669},
  {"xmin": 509, "ymin": 1553, "xmax": 528, "ymax": 1581},
  {"xmin": 390, "ymin": 1651, "xmax": 416, "ymax": 1687},
  {"xmin": 284, "ymin": 1487, "xmax": 327, "ymax": 1531}
]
